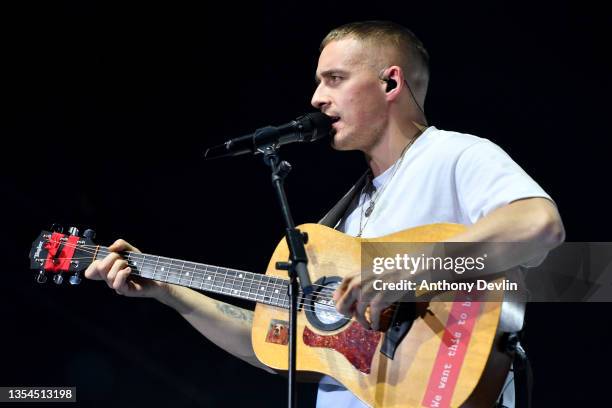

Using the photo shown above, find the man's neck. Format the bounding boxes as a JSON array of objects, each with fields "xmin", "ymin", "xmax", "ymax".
[{"xmin": 366, "ymin": 121, "xmax": 427, "ymax": 178}]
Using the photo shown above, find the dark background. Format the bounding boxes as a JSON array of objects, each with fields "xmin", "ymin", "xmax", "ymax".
[{"xmin": 2, "ymin": 1, "xmax": 610, "ymax": 407}]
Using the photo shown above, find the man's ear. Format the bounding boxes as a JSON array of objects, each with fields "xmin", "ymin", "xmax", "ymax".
[
  {"xmin": 379, "ymin": 66, "xmax": 401, "ymax": 93},
  {"xmin": 384, "ymin": 78, "xmax": 397, "ymax": 92}
]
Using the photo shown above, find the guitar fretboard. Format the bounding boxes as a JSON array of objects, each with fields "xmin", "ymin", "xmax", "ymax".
[{"xmin": 93, "ymin": 247, "xmax": 292, "ymax": 308}]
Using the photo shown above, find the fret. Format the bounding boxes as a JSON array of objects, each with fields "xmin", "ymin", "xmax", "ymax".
[
  {"xmin": 267, "ymin": 275, "xmax": 278, "ymax": 307},
  {"xmin": 236, "ymin": 270, "xmax": 246, "ymax": 299},
  {"xmin": 161, "ymin": 257, "xmax": 170, "ymax": 283},
  {"xmin": 243, "ymin": 271, "xmax": 254, "ymax": 302},
  {"xmin": 275, "ymin": 277, "xmax": 287, "ymax": 308},
  {"xmin": 223, "ymin": 269, "xmax": 232, "ymax": 295},
  {"xmin": 281, "ymin": 282, "xmax": 290, "ymax": 308},
  {"xmin": 225, "ymin": 269, "xmax": 238, "ymax": 296},
  {"xmin": 211, "ymin": 266, "xmax": 223, "ymax": 293},
  {"xmin": 138, "ymin": 253, "xmax": 152, "ymax": 278},
  {"xmin": 125, "ymin": 252, "xmax": 137, "ymax": 271},
  {"xmin": 247, "ymin": 272, "xmax": 258, "ymax": 303},
  {"xmin": 218, "ymin": 267, "xmax": 233, "ymax": 297},
  {"xmin": 168, "ymin": 258, "xmax": 177, "ymax": 283},
  {"xmin": 159, "ymin": 257, "xmax": 167, "ymax": 283},
  {"xmin": 271, "ymin": 277, "xmax": 281, "ymax": 307},
  {"xmin": 170, "ymin": 258, "xmax": 181, "ymax": 285},
  {"xmin": 222, "ymin": 268, "xmax": 231, "ymax": 296},
  {"xmin": 134, "ymin": 253, "xmax": 146, "ymax": 277},
  {"xmin": 220, "ymin": 267, "xmax": 229, "ymax": 295},
  {"xmin": 217, "ymin": 266, "xmax": 229, "ymax": 296},
  {"xmin": 164, "ymin": 258, "xmax": 177, "ymax": 285},
  {"xmin": 275, "ymin": 276, "xmax": 285, "ymax": 307},
  {"xmin": 249, "ymin": 272, "xmax": 261, "ymax": 303},
  {"xmin": 246, "ymin": 272, "xmax": 259, "ymax": 303},
  {"xmin": 133, "ymin": 253, "xmax": 143, "ymax": 273},
  {"xmin": 225, "ymin": 268, "xmax": 236, "ymax": 297},
  {"xmin": 257, "ymin": 274, "xmax": 268, "ymax": 304},
  {"xmin": 259, "ymin": 274, "xmax": 269, "ymax": 305},
  {"xmin": 268, "ymin": 275, "xmax": 280, "ymax": 307},
  {"xmin": 188, "ymin": 262, "xmax": 196, "ymax": 289},
  {"xmin": 199, "ymin": 264, "xmax": 207, "ymax": 291},
  {"xmin": 177, "ymin": 260, "xmax": 185, "ymax": 286},
  {"xmin": 263, "ymin": 275, "xmax": 274, "ymax": 306},
  {"xmin": 198, "ymin": 264, "xmax": 207, "ymax": 291},
  {"xmin": 229, "ymin": 269, "xmax": 242, "ymax": 298},
  {"xmin": 201, "ymin": 264, "xmax": 211, "ymax": 291},
  {"xmin": 209, "ymin": 265, "xmax": 218, "ymax": 292},
  {"xmin": 158, "ymin": 257, "xmax": 167, "ymax": 282},
  {"xmin": 152, "ymin": 255, "xmax": 160, "ymax": 281},
  {"xmin": 278, "ymin": 279, "xmax": 288, "ymax": 307}
]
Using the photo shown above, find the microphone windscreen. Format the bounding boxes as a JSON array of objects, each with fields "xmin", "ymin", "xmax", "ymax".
[{"xmin": 303, "ymin": 112, "xmax": 333, "ymax": 141}]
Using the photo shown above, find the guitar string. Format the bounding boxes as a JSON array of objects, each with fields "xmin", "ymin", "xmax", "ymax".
[
  {"xmin": 44, "ymin": 255, "xmax": 354, "ymax": 316},
  {"xmin": 39, "ymin": 238, "xmax": 403, "ymax": 318},
  {"xmin": 54, "ymin": 241, "xmax": 342, "ymax": 294},
  {"xmin": 87, "ymin": 244, "xmax": 405, "ymax": 313},
  {"xmin": 42, "ymin": 256, "xmax": 353, "ymax": 320},
  {"xmin": 41, "ymin": 238, "xmax": 371, "ymax": 302},
  {"xmin": 42, "ymin": 240, "xmax": 344, "ymax": 305},
  {"xmin": 43, "ymin": 237, "xmax": 404, "ymax": 310},
  {"xmin": 38, "ymin": 239, "xmax": 395, "ymax": 317}
]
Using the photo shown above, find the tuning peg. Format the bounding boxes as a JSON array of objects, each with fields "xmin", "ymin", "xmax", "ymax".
[
  {"xmin": 36, "ymin": 270, "xmax": 48, "ymax": 284},
  {"xmin": 69, "ymin": 272, "xmax": 82, "ymax": 285},
  {"xmin": 51, "ymin": 224, "xmax": 63, "ymax": 233},
  {"xmin": 83, "ymin": 229, "xmax": 96, "ymax": 240},
  {"xmin": 68, "ymin": 227, "xmax": 80, "ymax": 236},
  {"xmin": 53, "ymin": 273, "xmax": 64, "ymax": 285}
]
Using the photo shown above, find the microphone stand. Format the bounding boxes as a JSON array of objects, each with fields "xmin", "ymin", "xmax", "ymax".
[{"xmin": 258, "ymin": 126, "xmax": 313, "ymax": 408}]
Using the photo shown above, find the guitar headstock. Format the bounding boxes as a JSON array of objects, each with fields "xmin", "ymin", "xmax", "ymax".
[{"xmin": 29, "ymin": 225, "xmax": 98, "ymax": 285}]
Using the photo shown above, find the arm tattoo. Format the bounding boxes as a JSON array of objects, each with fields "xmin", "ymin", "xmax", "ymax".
[{"xmin": 216, "ymin": 303, "xmax": 253, "ymax": 323}]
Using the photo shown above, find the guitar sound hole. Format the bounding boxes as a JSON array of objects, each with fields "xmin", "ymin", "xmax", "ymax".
[
  {"xmin": 313, "ymin": 282, "xmax": 342, "ymax": 324},
  {"xmin": 305, "ymin": 277, "xmax": 349, "ymax": 332}
]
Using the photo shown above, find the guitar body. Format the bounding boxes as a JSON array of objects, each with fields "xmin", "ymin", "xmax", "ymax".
[{"xmin": 252, "ymin": 223, "xmax": 511, "ymax": 408}]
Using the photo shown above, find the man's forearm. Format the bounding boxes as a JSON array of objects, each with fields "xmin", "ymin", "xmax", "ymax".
[
  {"xmin": 440, "ymin": 197, "xmax": 565, "ymax": 275},
  {"xmin": 155, "ymin": 284, "xmax": 274, "ymax": 373}
]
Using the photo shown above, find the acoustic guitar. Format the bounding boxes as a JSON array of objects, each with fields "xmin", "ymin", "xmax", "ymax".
[{"xmin": 29, "ymin": 223, "xmax": 512, "ymax": 408}]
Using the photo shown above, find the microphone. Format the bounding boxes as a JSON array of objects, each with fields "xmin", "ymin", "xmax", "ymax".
[{"xmin": 204, "ymin": 112, "xmax": 333, "ymax": 160}]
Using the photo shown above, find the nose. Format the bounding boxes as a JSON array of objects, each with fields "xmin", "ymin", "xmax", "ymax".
[{"xmin": 311, "ymin": 83, "xmax": 329, "ymax": 111}]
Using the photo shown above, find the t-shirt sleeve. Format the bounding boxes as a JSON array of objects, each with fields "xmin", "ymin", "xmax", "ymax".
[{"xmin": 454, "ymin": 140, "xmax": 552, "ymax": 224}]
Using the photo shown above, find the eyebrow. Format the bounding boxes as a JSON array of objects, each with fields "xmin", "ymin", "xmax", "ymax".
[{"xmin": 314, "ymin": 69, "xmax": 348, "ymax": 84}]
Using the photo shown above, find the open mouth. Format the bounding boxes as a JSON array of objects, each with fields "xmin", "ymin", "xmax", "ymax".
[
  {"xmin": 329, "ymin": 116, "xmax": 340, "ymax": 136},
  {"xmin": 326, "ymin": 116, "xmax": 340, "ymax": 136}
]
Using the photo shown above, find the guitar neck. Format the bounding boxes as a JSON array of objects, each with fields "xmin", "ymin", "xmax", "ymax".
[{"xmin": 93, "ymin": 246, "xmax": 291, "ymax": 308}]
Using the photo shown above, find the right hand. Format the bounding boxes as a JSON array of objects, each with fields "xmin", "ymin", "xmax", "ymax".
[{"xmin": 84, "ymin": 239, "xmax": 169, "ymax": 299}]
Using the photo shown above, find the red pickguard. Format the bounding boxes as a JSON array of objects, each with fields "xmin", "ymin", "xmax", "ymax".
[{"xmin": 303, "ymin": 322, "xmax": 381, "ymax": 374}]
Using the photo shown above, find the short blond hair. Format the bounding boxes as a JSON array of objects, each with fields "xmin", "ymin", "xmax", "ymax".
[{"xmin": 320, "ymin": 21, "xmax": 430, "ymax": 106}]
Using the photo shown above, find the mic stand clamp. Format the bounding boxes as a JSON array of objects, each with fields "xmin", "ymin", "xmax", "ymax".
[{"xmin": 260, "ymin": 131, "xmax": 313, "ymax": 408}]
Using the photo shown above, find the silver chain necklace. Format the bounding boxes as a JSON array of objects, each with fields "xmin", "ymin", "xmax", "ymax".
[{"xmin": 356, "ymin": 129, "xmax": 426, "ymax": 237}]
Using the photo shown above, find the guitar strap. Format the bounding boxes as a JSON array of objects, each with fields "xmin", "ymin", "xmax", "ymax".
[
  {"xmin": 498, "ymin": 273, "xmax": 532, "ymax": 408},
  {"xmin": 317, "ymin": 171, "xmax": 532, "ymax": 408},
  {"xmin": 502, "ymin": 331, "xmax": 534, "ymax": 408},
  {"xmin": 317, "ymin": 171, "xmax": 370, "ymax": 229}
]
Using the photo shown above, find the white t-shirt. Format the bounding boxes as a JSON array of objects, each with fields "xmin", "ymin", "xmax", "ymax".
[{"xmin": 317, "ymin": 126, "xmax": 551, "ymax": 408}]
